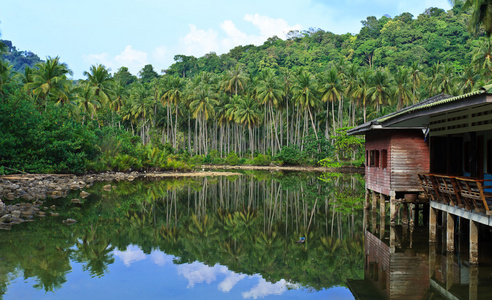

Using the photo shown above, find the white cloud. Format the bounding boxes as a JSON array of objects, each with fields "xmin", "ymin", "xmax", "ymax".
[
  {"xmin": 179, "ymin": 24, "xmax": 219, "ymax": 57},
  {"xmin": 218, "ymin": 272, "xmax": 247, "ymax": 293},
  {"xmin": 177, "ymin": 14, "xmax": 301, "ymax": 60},
  {"xmin": 84, "ymin": 45, "xmax": 149, "ymax": 75},
  {"xmin": 244, "ymin": 14, "xmax": 301, "ymax": 40},
  {"xmin": 242, "ymin": 278, "xmax": 298, "ymax": 299},
  {"xmin": 114, "ymin": 45, "xmax": 148, "ymax": 74},
  {"xmin": 114, "ymin": 245, "xmax": 146, "ymax": 266}
]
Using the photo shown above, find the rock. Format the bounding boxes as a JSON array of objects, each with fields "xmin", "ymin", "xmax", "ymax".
[
  {"xmin": 0, "ymin": 214, "xmax": 11, "ymax": 223},
  {"xmin": 11, "ymin": 210, "xmax": 21, "ymax": 218},
  {"xmin": 103, "ymin": 184, "xmax": 112, "ymax": 191},
  {"xmin": 50, "ymin": 212, "xmax": 60, "ymax": 217},
  {"xmin": 80, "ymin": 191, "xmax": 90, "ymax": 198},
  {"xmin": 71, "ymin": 198, "xmax": 81, "ymax": 204},
  {"xmin": 63, "ymin": 218, "xmax": 77, "ymax": 225}
]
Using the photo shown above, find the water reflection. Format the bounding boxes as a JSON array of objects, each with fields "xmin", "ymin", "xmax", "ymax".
[
  {"xmin": 350, "ymin": 202, "xmax": 492, "ymax": 300},
  {"xmin": 0, "ymin": 171, "xmax": 365, "ymax": 299}
]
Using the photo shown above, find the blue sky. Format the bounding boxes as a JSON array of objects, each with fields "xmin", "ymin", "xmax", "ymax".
[{"xmin": 0, "ymin": 0, "xmax": 451, "ymax": 79}]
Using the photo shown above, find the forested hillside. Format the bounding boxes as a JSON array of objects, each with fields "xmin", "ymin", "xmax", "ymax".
[{"xmin": 0, "ymin": 2, "xmax": 490, "ymax": 174}]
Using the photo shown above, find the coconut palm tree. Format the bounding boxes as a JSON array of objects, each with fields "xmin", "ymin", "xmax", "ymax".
[
  {"xmin": 353, "ymin": 68, "xmax": 372, "ymax": 123},
  {"xmin": 394, "ymin": 66, "xmax": 413, "ymax": 110},
  {"xmin": 368, "ymin": 68, "xmax": 393, "ymax": 114},
  {"xmin": 162, "ymin": 76, "xmax": 186, "ymax": 149},
  {"xmin": 26, "ymin": 56, "xmax": 73, "ymax": 108},
  {"xmin": 222, "ymin": 65, "xmax": 248, "ymax": 96},
  {"xmin": 456, "ymin": 0, "xmax": 492, "ymax": 36},
  {"xmin": 235, "ymin": 96, "xmax": 261, "ymax": 158},
  {"xmin": 319, "ymin": 67, "xmax": 342, "ymax": 138},
  {"xmin": 189, "ymin": 85, "xmax": 219, "ymax": 154},
  {"xmin": 292, "ymin": 69, "xmax": 320, "ymax": 141},
  {"xmin": 75, "ymin": 84, "xmax": 100, "ymax": 123},
  {"xmin": 458, "ymin": 65, "xmax": 481, "ymax": 93},
  {"xmin": 256, "ymin": 69, "xmax": 284, "ymax": 152},
  {"xmin": 83, "ymin": 64, "xmax": 115, "ymax": 108}
]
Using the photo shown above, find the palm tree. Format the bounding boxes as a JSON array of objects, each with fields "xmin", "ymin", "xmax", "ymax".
[
  {"xmin": 368, "ymin": 68, "xmax": 393, "ymax": 114},
  {"xmin": 162, "ymin": 76, "xmax": 186, "ymax": 149},
  {"xmin": 222, "ymin": 65, "xmax": 248, "ymax": 96},
  {"xmin": 256, "ymin": 69, "xmax": 284, "ymax": 152},
  {"xmin": 75, "ymin": 84, "xmax": 100, "ymax": 123},
  {"xmin": 319, "ymin": 67, "xmax": 342, "ymax": 138},
  {"xmin": 409, "ymin": 62, "xmax": 423, "ymax": 104},
  {"xmin": 457, "ymin": 0, "xmax": 492, "ymax": 36},
  {"xmin": 26, "ymin": 56, "xmax": 73, "ymax": 108},
  {"xmin": 394, "ymin": 66, "xmax": 413, "ymax": 110},
  {"xmin": 471, "ymin": 38, "xmax": 492, "ymax": 77},
  {"xmin": 353, "ymin": 68, "xmax": 372, "ymax": 123},
  {"xmin": 189, "ymin": 85, "xmax": 219, "ymax": 155},
  {"xmin": 436, "ymin": 62, "xmax": 457, "ymax": 95},
  {"xmin": 235, "ymin": 96, "xmax": 261, "ymax": 158},
  {"xmin": 83, "ymin": 64, "xmax": 115, "ymax": 107},
  {"xmin": 458, "ymin": 65, "xmax": 481, "ymax": 93},
  {"xmin": 292, "ymin": 69, "xmax": 320, "ymax": 141}
]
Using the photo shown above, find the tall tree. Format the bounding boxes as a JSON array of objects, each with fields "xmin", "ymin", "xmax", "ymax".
[{"xmin": 26, "ymin": 56, "xmax": 73, "ymax": 108}]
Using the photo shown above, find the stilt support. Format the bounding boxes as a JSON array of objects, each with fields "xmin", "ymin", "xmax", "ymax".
[{"xmin": 446, "ymin": 212, "xmax": 454, "ymax": 252}]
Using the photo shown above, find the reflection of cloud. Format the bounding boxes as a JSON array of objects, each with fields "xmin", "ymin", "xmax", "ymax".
[
  {"xmin": 114, "ymin": 245, "xmax": 146, "ymax": 266},
  {"xmin": 218, "ymin": 272, "xmax": 247, "ymax": 293},
  {"xmin": 177, "ymin": 262, "xmax": 228, "ymax": 288},
  {"xmin": 150, "ymin": 251, "xmax": 173, "ymax": 267},
  {"xmin": 242, "ymin": 278, "xmax": 297, "ymax": 299}
]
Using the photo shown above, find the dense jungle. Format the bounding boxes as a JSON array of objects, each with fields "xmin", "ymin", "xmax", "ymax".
[{"xmin": 0, "ymin": 2, "xmax": 490, "ymax": 174}]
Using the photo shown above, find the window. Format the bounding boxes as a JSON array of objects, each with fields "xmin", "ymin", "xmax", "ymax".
[
  {"xmin": 369, "ymin": 150, "xmax": 375, "ymax": 166},
  {"xmin": 366, "ymin": 150, "xmax": 369, "ymax": 166},
  {"xmin": 375, "ymin": 150, "xmax": 380, "ymax": 168},
  {"xmin": 381, "ymin": 150, "xmax": 388, "ymax": 169}
]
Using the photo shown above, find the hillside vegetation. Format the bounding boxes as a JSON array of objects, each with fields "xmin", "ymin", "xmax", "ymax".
[{"xmin": 0, "ymin": 2, "xmax": 490, "ymax": 174}]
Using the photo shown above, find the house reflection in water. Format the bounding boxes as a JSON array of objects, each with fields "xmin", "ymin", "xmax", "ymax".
[{"xmin": 348, "ymin": 208, "xmax": 492, "ymax": 299}]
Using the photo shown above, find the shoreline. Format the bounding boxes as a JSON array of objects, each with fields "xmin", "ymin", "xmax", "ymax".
[{"xmin": 202, "ymin": 164, "xmax": 364, "ymax": 173}]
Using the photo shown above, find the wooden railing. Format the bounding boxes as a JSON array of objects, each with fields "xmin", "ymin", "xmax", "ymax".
[{"xmin": 418, "ymin": 174, "xmax": 492, "ymax": 215}]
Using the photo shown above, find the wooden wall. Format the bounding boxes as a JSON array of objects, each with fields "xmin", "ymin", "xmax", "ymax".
[{"xmin": 365, "ymin": 130, "xmax": 430, "ymax": 196}]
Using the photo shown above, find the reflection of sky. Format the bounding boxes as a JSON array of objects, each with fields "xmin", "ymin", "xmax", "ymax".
[{"xmin": 5, "ymin": 244, "xmax": 354, "ymax": 299}]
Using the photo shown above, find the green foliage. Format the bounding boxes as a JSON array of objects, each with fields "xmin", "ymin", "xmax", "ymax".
[
  {"xmin": 252, "ymin": 154, "xmax": 271, "ymax": 166},
  {"xmin": 0, "ymin": 89, "xmax": 98, "ymax": 174},
  {"xmin": 226, "ymin": 152, "xmax": 240, "ymax": 166},
  {"xmin": 274, "ymin": 145, "xmax": 303, "ymax": 165}
]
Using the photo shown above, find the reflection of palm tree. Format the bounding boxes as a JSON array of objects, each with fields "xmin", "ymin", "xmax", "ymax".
[{"xmin": 72, "ymin": 226, "xmax": 115, "ymax": 278}]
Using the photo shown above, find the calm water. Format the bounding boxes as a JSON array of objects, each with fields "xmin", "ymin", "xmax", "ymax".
[{"xmin": 0, "ymin": 172, "xmax": 365, "ymax": 300}]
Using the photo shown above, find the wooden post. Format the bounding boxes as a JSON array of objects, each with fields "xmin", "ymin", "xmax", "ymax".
[
  {"xmin": 447, "ymin": 212, "xmax": 455, "ymax": 252},
  {"xmin": 470, "ymin": 220, "xmax": 479, "ymax": 265},
  {"xmin": 372, "ymin": 191, "xmax": 377, "ymax": 213},
  {"xmin": 446, "ymin": 253, "xmax": 454, "ymax": 290},
  {"xmin": 409, "ymin": 203, "xmax": 415, "ymax": 227},
  {"xmin": 390, "ymin": 195, "xmax": 396, "ymax": 225},
  {"xmin": 469, "ymin": 265, "xmax": 478, "ymax": 300},
  {"xmin": 429, "ymin": 206, "xmax": 437, "ymax": 243},
  {"xmin": 402, "ymin": 203, "xmax": 409, "ymax": 225},
  {"xmin": 380, "ymin": 194, "xmax": 385, "ymax": 240},
  {"xmin": 429, "ymin": 241, "xmax": 436, "ymax": 280},
  {"xmin": 414, "ymin": 203, "xmax": 420, "ymax": 226},
  {"xmin": 390, "ymin": 225, "xmax": 396, "ymax": 253}
]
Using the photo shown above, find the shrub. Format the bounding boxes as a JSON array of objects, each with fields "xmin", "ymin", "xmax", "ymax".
[
  {"xmin": 253, "ymin": 154, "xmax": 271, "ymax": 166},
  {"xmin": 226, "ymin": 152, "xmax": 240, "ymax": 166}
]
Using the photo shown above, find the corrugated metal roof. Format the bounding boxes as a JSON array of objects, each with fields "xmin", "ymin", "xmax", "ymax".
[{"xmin": 347, "ymin": 85, "xmax": 492, "ymax": 135}]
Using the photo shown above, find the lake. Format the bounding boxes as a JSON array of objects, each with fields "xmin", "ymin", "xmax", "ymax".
[
  {"xmin": 1, "ymin": 171, "xmax": 490, "ymax": 299},
  {"xmin": 0, "ymin": 171, "xmax": 364, "ymax": 299}
]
